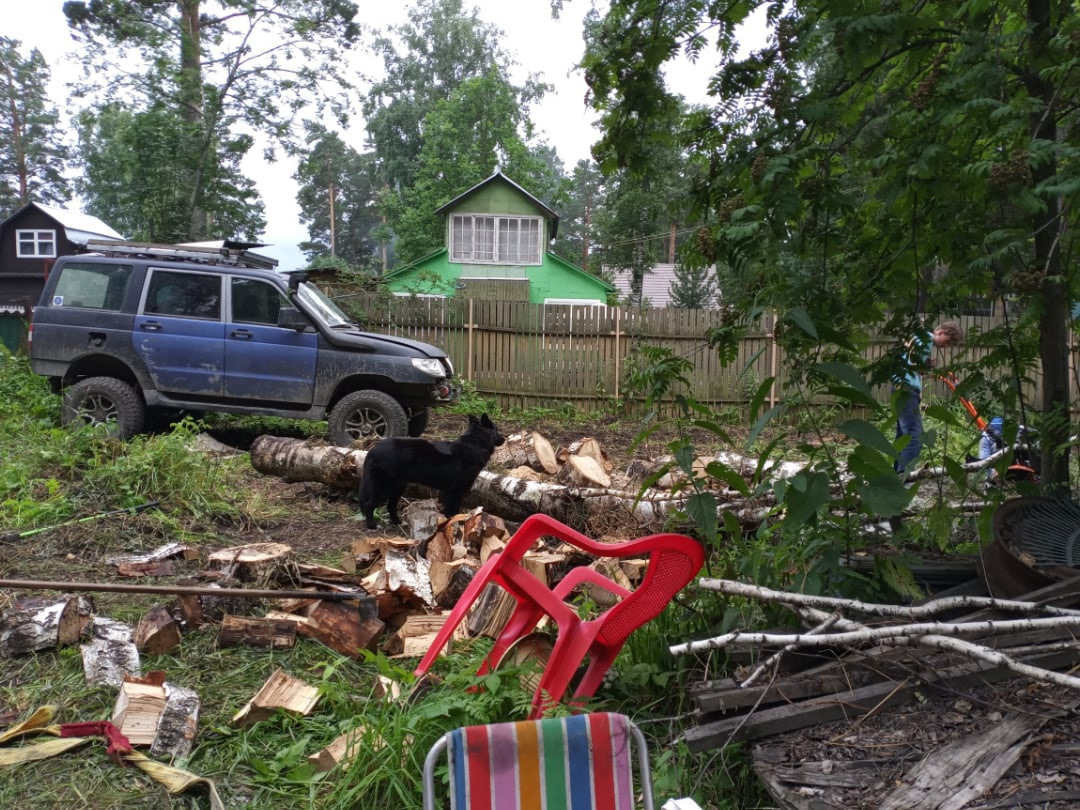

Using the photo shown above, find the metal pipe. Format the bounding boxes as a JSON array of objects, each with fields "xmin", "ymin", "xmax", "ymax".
[{"xmin": 0, "ymin": 579, "xmax": 366, "ymax": 601}]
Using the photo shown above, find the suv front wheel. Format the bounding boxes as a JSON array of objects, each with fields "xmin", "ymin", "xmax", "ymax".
[
  {"xmin": 328, "ymin": 390, "xmax": 408, "ymax": 446},
  {"xmin": 62, "ymin": 377, "xmax": 147, "ymax": 439}
]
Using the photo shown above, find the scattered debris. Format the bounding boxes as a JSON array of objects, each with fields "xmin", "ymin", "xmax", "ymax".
[{"xmin": 232, "ymin": 668, "xmax": 320, "ymax": 728}]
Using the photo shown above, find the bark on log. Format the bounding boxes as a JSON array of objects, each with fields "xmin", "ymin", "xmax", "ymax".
[
  {"xmin": 249, "ymin": 435, "xmax": 768, "ymax": 533},
  {"xmin": 217, "ymin": 614, "xmax": 297, "ymax": 650},
  {"xmin": 498, "ymin": 431, "xmax": 559, "ymax": 474},
  {"xmin": 134, "ymin": 605, "xmax": 181, "ymax": 655},
  {"xmin": 0, "ymin": 595, "xmax": 93, "ymax": 656}
]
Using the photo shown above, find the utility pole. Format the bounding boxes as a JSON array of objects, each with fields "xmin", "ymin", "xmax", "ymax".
[{"xmin": 328, "ymin": 182, "xmax": 336, "ymax": 256}]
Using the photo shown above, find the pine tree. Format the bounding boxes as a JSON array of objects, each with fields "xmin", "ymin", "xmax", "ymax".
[
  {"xmin": 668, "ymin": 262, "xmax": 718, "ymax": 309},
  {"xmin": 0, "ymin": 37, "xmax": 69, "ymax": 218}
]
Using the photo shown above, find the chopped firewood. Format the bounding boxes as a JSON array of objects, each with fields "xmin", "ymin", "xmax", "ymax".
[
  {"xmin": 112, "ymin": 673, "xmax": 168, "ymax": 746},
  {"xmin": 115, "ymin": 561, "xmax": 177, "ymax": 578},
  {"xmin": 295, "ymin": 562, "xmax": 352, "ymax": 580},
  {"xmin": 557, "ymin": 454, "xmax": 612, "ymax": 489},
  {"xmin": 273, "ymin": 594, "xmax": 323, "ymax": 614},
  {"xmin": 509, "ymin": 465, "xmax": 544, "ymax": 481},
  {"xmin": 467, "ymin": 582, "xmax": 518, "ymax": 639},
  {"xmin": 657, "ymin": 457, "xmax": 712, "ymax": 489},
  {"xmin": 430, "ymin": 558, "xmax": 477, "ymax": 608},
  {"xmin": 298, "ymin": 600, "xmax": 385, "ymax": 658},
  {"xmin": 308, "ymin": 727, "xmax": 372, "ymax": 772},
  {"xmin": 375, "ymin": 674, "xmax": 403, "ymax": 701},
  {"xmin": 498, "ymin": 431, "xmax": 559, "ymax": 474},
  {"xmin": 383, "ymin": 551, "xmax": 436, "ymax": 608},
  {"xmin": 81, "ymin": 617, "xmax": 141, "ymax": 687},
  {"xmin": 207, "ymin": 542, "xmax": 295, "ymax": 583},
  {"xmin": 582, "ymin": 559, "xmax": 633, "ymax": 607},
  {"xmin": 480, "ymin": 533, "xmax": 507, "ymax": 563},
  {"xmin": 422, "ymin": 526, "xmax": 456, "ymax": 564},
  {"xmin": 351, "ymin": 536, "xmax": 417, "ymax": 558},
  {"xmin": 386, "ymin": 613, "xmax": 467, "ymax": 658},
  {"xmin": 232, "ymin": 668, "xmax": 320, "ymax": 727},
  {"xmin": 402, "ymin": 498, "xmax": 443, "ymax": 540},
  {"xmin": 150, "ymin": 683, "xmax": 200, "ymax": 759},
  {"xmin": 0, "ymin": 594, "xmax": 93, "ymax": 656},
  {"xmin": 619, "ymin": 558, "xmax": 649, "ymax": 583},
  {"xmin": 134, "ymin": 605, "xmax": 182, "ymax": 655},
  {"xmin": 217, "ymin": 614, "xmax": 297, "ymax": 650},
  {"xmin": 263, "ymin": 609, "xmax": 318, "ymax": 630},
  {"xmin": 105, "ymin": 543, "xmax": 199, "ymax": 565},
  {"xmin": 564, "ymin": 437, "xmax": 611, "ymax": 473},
  {"xmin": 176, "ymin": 594, "xmax": 205, "ymax": 629},
  {"xmin": 522, "ymin": 551, "xmax": 568, "ymax": 587}
]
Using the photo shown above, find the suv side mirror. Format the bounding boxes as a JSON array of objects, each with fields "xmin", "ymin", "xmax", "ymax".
[{"xmin": 278, "ymin": 307, "xmax": 310, "ymax": 332}]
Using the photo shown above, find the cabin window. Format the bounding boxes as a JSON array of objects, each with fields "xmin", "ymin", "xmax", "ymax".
[
  {"xmin": 16, "ymin": 229, "xmax": 57, "ymax": 258},
  {"xmin": 451, "ymin": 215, "xmax": 541, "ymax": 265}
]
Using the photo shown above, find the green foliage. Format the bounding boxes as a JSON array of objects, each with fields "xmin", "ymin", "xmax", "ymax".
[
  {"xmin": 294, "ymin": 123, "xmax": 382, "ymax": 269},
  {"xmin": 584, "ymin": 0, "xmax": 1080, "ymax": 487},
  {"xmin": 364, "ymin": 0, "xmax": 559, "ymax": 266},
  {"xmin": 449, "ymin": 379, "xmax": 501, "ymax": 417},
  {"xmin": 77, "ymin": 102, "xmax": 265, "ymax": 242},
  {"xmin": 65, "ymin": 0, "xmax": 359, "ymax": 241},
  {"xmin": 668, "ymin": 261, "xmax": 719, "ymax": 309},
  {"xmin": 0, "ymin": 37, "xmax": 70, "ymax": 216},
  {"xmin": 382, "ymin": 69, "xmax": 557, "ymax": 264}
]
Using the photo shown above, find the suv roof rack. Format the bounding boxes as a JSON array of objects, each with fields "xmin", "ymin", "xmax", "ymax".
[{"xmin": 84, "ymin": 239, "xmax": 279, "ymax": 270}]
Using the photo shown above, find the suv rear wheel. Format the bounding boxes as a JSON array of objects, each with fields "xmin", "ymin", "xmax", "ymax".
[
  {"xmin": 62, "ymin": 377, "xmax": 147, "ymax": 439},
  {"xmin": 328, "ymin": 390, "xmax": 408, "ymax": 446}
]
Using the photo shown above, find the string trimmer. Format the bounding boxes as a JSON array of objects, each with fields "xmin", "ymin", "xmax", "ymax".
[{"xmin": 0, "ymin": 501, "xmax": 160, "ymax": 544}]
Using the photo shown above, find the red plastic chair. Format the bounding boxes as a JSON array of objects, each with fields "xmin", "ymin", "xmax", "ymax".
[{"xmin": 414, "ymin": 513, "xmax": 705, "ymax": 719}]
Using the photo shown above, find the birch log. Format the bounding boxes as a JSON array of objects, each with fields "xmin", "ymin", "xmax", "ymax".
[{"xmin": 249, "ymin": 435, "xmax": 770, "ymax": 532}]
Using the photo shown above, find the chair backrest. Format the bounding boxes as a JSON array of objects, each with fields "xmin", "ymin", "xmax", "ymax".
[
  {"xmin": 422, "ymin": 712, "xmax": 655, "ymax": 810},
  {"xmin": 595, "ymin": 539, "xmax": 704, "ymax": 647}
]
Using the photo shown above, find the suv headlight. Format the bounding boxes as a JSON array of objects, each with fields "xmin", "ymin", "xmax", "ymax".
[{"xmin": 412, "ymin": 357, "xmax": 446, "ymax": 378}]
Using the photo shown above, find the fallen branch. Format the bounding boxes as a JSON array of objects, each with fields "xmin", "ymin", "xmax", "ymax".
[
  {"xmin": 671, "ymin": 615, "xmax": 1080, "ymax": 656},
  {"xmin": 694, "ymin": 577, "xmax": 1080, "ymax": 618}
]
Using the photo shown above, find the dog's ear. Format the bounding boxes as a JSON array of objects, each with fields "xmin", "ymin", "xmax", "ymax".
[
  {"xmin": 468, "ymin": 414, "xmax": 479, "ymax": 424},
  {"xmin": 481, "ymin": 413, "xmax": 493, "ymax": 427}
]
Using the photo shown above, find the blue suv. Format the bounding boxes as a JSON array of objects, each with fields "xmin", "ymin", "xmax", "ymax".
[{"xmin": 29, "ymin": 243, "xmax": 459, "ymax": 444}]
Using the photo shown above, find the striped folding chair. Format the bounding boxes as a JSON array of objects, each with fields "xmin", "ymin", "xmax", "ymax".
[{"xmin": 421, "ymin": 712, "xmax": 655, "ymax": 810}]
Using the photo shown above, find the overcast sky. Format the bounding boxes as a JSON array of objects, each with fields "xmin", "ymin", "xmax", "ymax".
[{"xmin": 7, "ymin": 2, "xmax": 751, "ymax": 270}]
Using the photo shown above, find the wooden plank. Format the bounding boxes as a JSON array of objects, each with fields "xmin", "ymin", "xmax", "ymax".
[
  {"xmin": 681, "ymin": 648, "xmax": 1077, "ymax": 752},
  {"xmin": 880, "ymin": 709, "xmax": 1056, "ymax": 810}
]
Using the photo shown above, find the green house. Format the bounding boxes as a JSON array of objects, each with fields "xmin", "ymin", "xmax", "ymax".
[{"xmin": 382, "ymin": 171, "xmax": 613, "ymax": 304}]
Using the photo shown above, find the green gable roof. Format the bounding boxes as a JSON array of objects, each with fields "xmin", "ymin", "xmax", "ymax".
[{"xmin": 435, "ymin": 170, "xmax": 560, "ymax": 239}]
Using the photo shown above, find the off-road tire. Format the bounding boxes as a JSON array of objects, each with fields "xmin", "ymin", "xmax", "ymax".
[
  {"xmin": 407, "ymin": 408, "xmax": 430, "ymax": 437},
  {"xmin": 328, "ymin": 390, "xmax": 408, "ymax": 446},
  {"xmin": 62, "ymin": 377, "xmax": 147, "ymax": 439}
]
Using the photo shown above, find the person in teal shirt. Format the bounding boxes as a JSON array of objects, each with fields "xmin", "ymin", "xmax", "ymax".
[{"xmin": 893, "ymin": 320, "xmax": 964, "ymax": 479}]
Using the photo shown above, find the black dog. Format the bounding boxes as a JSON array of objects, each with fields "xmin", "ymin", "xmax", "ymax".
[{"xmin": 357, "ymin": 413, "xmax": 505, "ymax": 529}]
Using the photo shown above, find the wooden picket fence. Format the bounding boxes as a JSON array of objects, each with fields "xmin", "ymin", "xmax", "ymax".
[{"xmin": 334, "ymin": 292, "xmax": 1078, "ymax": 416}]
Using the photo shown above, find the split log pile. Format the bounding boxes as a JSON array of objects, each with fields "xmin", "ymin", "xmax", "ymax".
[
  {"xmin": 0, "ymin": 504, "xmax": 654, "ymax": 761},
  {"xmin": 248, "ymin": 432, "xmax": 776, "ymax": 534},
  {"xmin": 671, "ymin": 575, "xmax": 1080, "ymax": 809}
]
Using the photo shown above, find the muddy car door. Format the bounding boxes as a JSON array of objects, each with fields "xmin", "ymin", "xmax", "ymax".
[
  {"xmin": 133, "ymin": 268, "xmax": 225, "ymax": 396},
  {"xmin": 223, "ymin": 276, "xmax": 317, "ymax": 403}
]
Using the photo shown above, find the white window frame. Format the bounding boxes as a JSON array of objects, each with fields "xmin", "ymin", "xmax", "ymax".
[
  {"xmin": 450, "ymin": 214, "xmax": 541, "ymax": 265},
  {"xmin": 16, "ymin": 229, "xmax": 57, "ymax": 258}
]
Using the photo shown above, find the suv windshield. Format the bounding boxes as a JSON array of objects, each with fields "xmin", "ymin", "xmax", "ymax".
[{"xmin": 295, "ymin": 281, "xmax": 353, "ymax": 327}]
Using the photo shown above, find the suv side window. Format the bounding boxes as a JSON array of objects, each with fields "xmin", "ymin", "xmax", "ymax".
[
  {"xmin": 231, "ymin": 278, "xmax": 285, "ymax": 325},
  {"xmin": 144, "ymin": 270, "xmax": 222, "ymax": 319},
  {"xmin": 50, "ymin": 262, "xmax": 133, "ymax": 310}
]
